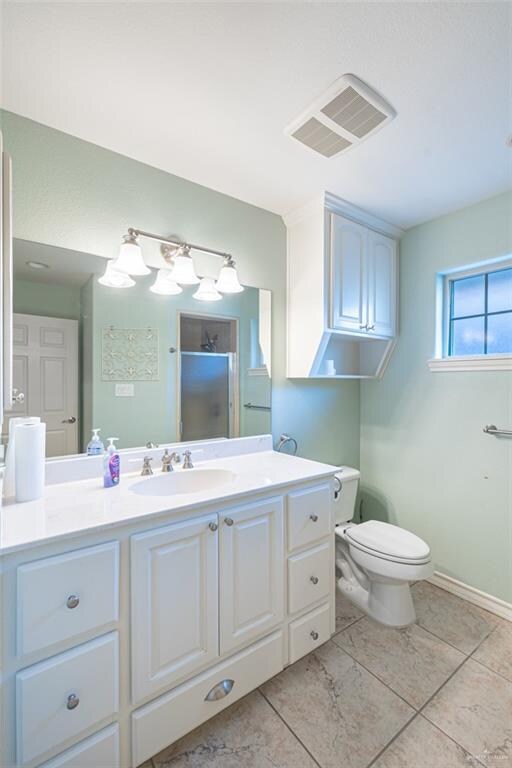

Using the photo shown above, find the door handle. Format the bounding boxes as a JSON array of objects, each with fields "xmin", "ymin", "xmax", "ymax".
[{"xmin": 61, "ymin": 416, "xmax": 77, "ymax": 424}]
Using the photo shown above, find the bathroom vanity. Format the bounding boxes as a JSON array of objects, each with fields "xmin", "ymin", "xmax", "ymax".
[{"xmin": 0, "ymin": 437, "xmax": 337, "ymax": 768}]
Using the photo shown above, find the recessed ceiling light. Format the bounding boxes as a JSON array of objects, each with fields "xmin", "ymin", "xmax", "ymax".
[{"xmin": 26, "ymin": 260, "xmax": 50, "ymax": 270}]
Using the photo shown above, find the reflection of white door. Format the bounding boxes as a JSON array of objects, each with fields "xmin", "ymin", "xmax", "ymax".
[{"xmin": 5, "ymin": 313, "xmax": 79, "ymax": 457}]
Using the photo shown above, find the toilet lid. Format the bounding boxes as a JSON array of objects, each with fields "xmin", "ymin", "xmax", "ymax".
[{"xmin": 345, "ymin": 520, "xmax": 431, "ymax": 563}]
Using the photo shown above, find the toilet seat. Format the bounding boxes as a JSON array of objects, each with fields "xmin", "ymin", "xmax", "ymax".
[{"xmin": 343, "ymin": 520, "xmax": 431, "ymax": 565}]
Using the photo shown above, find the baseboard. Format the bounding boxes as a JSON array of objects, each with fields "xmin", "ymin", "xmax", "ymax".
[{"xmin": 428, "ymin": 572, "xmax": 512, "ymax": 623}]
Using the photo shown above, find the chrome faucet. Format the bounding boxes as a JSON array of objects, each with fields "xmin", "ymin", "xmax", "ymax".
[
  {"xmin": 161, "ymin": 449, "xmax": 178, "ymax": 472},
  {"xmin": 141, "ymin": 456, "xmax": 153, "ymax": 476},
  {"xmin": 182, "ymin": 449, "xmax": 193, "ymax": 469}
]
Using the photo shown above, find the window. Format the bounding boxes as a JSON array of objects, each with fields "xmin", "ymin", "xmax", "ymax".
[{"xmin": 448, "ymin": 267, "xmax": 512, "ymax": 356}]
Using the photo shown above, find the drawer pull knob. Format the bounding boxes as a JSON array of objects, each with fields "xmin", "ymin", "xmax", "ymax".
[
  {"xmin": 204, "ymin": 678, "xmax": 235, "ymax": 702},
  {"xmin": 208, "ymin": 522, "xmax": 218, "ymax": 532},
  {"xmin": 66, "ymin": 595, "xmax": 80, "ymax": 610},
  {"xmin": 310, "ymin": 576, "xmax": 319, "ymax": 585},
  {"xmin": 310, "ymin": 630, "xmax": 319, "ymax": 641},
  {"xmin": 309, "ymin": 514, "xmax": 319, "ymax": 522},
  {"xmin": 66, "ymin": 693, "xmax": 80, "ymax": 710},
  {"xmin": 224, "ymin": 517, "xmax": 234, "ymax": 526}
]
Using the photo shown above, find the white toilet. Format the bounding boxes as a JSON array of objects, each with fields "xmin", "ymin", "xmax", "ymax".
[{"xmin": 335, "ymin": 467, "xmax": 433, "ymax": 626}]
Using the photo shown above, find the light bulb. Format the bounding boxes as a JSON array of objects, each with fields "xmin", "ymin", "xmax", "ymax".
[
  {"xmin": 193, "ymin": 277, "xmax": 222, "ymax": 302},
  {"xmin": 98, "ymin": 260, "xmax": 136, "ymax": 288},
  {"xmin": 150, "ymin": 269, "xmax": 183, "ymax": 295},
  {"xmin": 216, "ymin": 258, "xmax": 244, "ymax": 293},
  {"xmin": 111, "ymin": 234, "xmax": 150, "ymax": 276},
  {"xmin": 169, "ymin": 246, "xmax": 200, "ymax": 285}
]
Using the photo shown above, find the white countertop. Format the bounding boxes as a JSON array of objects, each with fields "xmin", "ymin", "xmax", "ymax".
[{"xmin": 0, "ymin": 450, "xmax": 337, "ymax": 555}]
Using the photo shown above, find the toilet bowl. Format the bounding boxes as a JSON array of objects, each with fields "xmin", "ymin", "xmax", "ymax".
[{"xmin": 334, "ymin": 468, "xmax": 433, "ymax": 626}]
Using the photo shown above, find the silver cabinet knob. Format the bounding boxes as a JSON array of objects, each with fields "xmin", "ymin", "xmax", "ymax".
[
  {"xmin": 310, "ymin": 630, "xmax": 319, "ymax": 641},
  {"xmin": 208, "ymin": 522, "xmax": 218, "ymax": 532},
  {"xmin": 224, "ymin": 517, "xmax": 234, "ymax": 526},
  {"xmin": 66, "ymin": 594, "xmax": 80, "ymax": 610},
  {"xmin": 310, "ymin": 576, "xmax": 319, "ymax": 585},
  {"xmin": 66, "ymin": 693, "xmax": 80, "ymax": 710},
  {"xmin": 309, "ymin": 514, "xmax": 319, "ymax": 522}
]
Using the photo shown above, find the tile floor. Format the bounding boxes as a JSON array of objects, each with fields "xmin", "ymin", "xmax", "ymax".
[{"xmin": 147, "ymin": 583, "xmax": 512, "ymax": 768}]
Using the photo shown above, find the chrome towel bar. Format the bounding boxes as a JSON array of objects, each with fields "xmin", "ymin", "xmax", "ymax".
[
  {"xmin": 483, "ymin": 424, "xmax": 512, "ymax": 437},
  {"xmin": 243, "ymin": 402, "xmax": 271, "ymax": 411}
]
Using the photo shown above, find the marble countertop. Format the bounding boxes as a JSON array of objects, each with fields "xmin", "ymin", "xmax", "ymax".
[{"xmin": 0, "ymin": 450, "xmax": 337, "ymax": 556}]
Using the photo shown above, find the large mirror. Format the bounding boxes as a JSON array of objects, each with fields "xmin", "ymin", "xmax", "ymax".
[{"xmin": 4, "ymin": 239, "xmax": 271, "ymax": 457}]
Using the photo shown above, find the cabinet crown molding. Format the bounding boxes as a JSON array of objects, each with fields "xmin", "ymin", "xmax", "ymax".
[{"xmin": 283, "ymin": 192, "xmax": 404, "ymax": 240}]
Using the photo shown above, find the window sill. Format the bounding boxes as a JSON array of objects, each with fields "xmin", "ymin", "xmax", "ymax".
[{"xmin": 428, "ymin": 355, "xmax": 512, "ymax": 372}]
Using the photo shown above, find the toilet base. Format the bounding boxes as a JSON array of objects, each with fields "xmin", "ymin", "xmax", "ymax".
[{"xmin": 337, "ymin": 575, "xmax": 416, "ymax": 627}]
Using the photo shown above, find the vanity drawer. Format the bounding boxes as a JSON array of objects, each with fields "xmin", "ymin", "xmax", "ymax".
[
  {"xmin": 132, "ymin": 630, "xmax": 283, "ymax": 767},
  {"xmin": 288, "ymin": 540, "xmax": 331, "ymax": 614},
  {"xmin": 287, "ymin": 483, "xmax": 332, "ymax": 552},
  {"xmin": 16, "ymin": 632, "xmax": 119, "ymax": 766},
  {"xmin": 288, "ymin": 602, "xmax": 331, "ymax": 664},
  {"xmin": 37, "ymin": 725, "xmax": 119, "ymax": 768},
  {"xmin": 17, "ymin": 542, "xmax": 119, "ymax": 656}
]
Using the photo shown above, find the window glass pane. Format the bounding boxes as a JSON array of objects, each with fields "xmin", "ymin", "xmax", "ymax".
[
  {"xmin": 451, "ymin": 316, "xmax": 485, "ymax": 356},
  {"xmin": 451, "ymin": 275, "xmax": 485, "ymax": 318},
  {"xmin": 488, "ymin": 269, "xmax": 512, "ymax": 313},
  {"xmin": 487, "ymin": 312, "xmax": 512, "ymax": 354}
]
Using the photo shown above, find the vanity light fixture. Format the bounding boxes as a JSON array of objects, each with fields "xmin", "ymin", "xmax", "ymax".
[
  {"xmin": 106, "ymin": 227, "xmax": 245, "ymax": 302},
  {"xmin": 112, "ymin": 232, "xmax": 151, "ymax": 276},
  {"xmin": 193, "ymin": 277, "xmax": 222, "ymax": 302},
  {"xmin": 216, "ymin": 256, "xmax": 244, "ymax": 293},
  {"xmin": 149, "ymin": 268, "xmax": 183, "ymax": 295},
  {"xmin": 98, "ymin": 259, "xmax": 136, "ymax": 288}
]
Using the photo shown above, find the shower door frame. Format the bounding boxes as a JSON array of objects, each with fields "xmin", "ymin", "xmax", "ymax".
[{"xmin": 176, "ymin": 310, "xmax": 240, "ymax": 442}]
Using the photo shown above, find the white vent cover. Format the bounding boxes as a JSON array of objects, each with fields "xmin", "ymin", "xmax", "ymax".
[{"xmin": 286, "ymin": 74, "xmax": 395, "ymax": 158}]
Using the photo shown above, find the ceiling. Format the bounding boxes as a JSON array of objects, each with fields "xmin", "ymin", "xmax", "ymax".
[
  {"xmin": 14, "ymin": 239, "xmax": 105, "ymax": 287},
  {"xmin": 2, "ymin": 2, "xmax": 511, "ymax": 229}
]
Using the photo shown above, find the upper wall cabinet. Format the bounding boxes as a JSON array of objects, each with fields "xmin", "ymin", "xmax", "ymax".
[{"xmin": 286, "ymin": 193, "xmax": 402, "ymax": 379}]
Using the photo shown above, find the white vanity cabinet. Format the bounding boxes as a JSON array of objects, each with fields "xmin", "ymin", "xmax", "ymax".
[
  {"xmin": 330, "ymin": 214, "xmax": 397, "ymax": 338},
  {"xmin": 1, "ymin": 472, "xmax": 335, "ymax": 768}
]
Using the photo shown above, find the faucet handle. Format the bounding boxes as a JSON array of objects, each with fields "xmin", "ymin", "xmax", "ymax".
[
  {"xmin": 161, "ymin": 449, "xmax": 174, "ymax": 472},
  {"xmin": 142, "ymin": 456, "xmax": 154, "ymax": 475},
  {"xmin": 183, "ymin": 449, "xmax": 193, "ymax": 469}
]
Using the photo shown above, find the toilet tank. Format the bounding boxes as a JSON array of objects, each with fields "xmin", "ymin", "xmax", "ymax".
[{"xmin": 334, "ymin": 466, "xmax": 360, "ymax": 524}]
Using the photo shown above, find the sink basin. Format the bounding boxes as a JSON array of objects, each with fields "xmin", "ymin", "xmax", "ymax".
[{"xmin": 130, "ymin": 468, "xmax": 236, "ymax": 497}]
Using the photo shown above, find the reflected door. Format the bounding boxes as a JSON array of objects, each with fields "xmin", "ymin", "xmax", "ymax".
[
  {"xmin": 180, "ymin": 352, "xmax": 233, "ymax": 441},
  {"xmin": 4, "ymin": 313, "xmax": 79, "ymax": 456}
]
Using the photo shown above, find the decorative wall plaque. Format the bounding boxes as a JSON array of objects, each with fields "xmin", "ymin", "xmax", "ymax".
[{"xmin": 102, "ymin": 327, "xmax": 159, "ymax": 381}]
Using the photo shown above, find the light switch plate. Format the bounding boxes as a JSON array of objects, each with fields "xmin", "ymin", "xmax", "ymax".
[{"xmin": 115, "ymin": 383, "xmax": 135, "ymax": 397}]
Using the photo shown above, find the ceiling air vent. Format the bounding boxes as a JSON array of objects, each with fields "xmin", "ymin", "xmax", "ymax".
[{"xmin": 286, "ymin": 74, "xmax": 395, "ymax": 158}]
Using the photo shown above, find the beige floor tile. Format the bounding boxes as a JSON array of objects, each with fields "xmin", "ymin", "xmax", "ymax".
[
  {"xmin": 333, "ymin": 616, "xmax": 464, "ymax": 709},
  {"xmin": 424, "ymin": 659, "xmax": 512, "ymax": 766},
  {"xmin": 261, "ymin": 640, "xmax": 413, "ymax": 768},
  {"xmin": 334, "ymin": 588, "xmax": 365, "ymax": 633},
  {"xmin": 151, "ymin": 690, "xmax": 317, "ymax": 768},
  {"xmin": 473, "ymin": 617, "xmax": 512, "ymax": 682},
  {"xmin": 412, "ymin": 582, "xmax": 497, "ymax": 654},
  {"xmin": 372, "ymin": 714, "xmax": 474, "ymax": 768}
]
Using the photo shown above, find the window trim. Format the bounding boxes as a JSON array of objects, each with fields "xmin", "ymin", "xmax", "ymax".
[{"xmin": 430, "ymin": 256, "xmax": 512, "ymax": 372}]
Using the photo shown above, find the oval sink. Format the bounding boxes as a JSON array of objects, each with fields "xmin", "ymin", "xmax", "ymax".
[{"xmin": 130, "ymin": 468, "xmax": 236, "ymax": 497}]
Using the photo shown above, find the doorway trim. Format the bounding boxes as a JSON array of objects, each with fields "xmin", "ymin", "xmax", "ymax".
[{"xmin": 176, "ymin": 310, "xmax": 240, "ymax": 442}]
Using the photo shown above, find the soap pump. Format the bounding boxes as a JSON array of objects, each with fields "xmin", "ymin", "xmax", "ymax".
[
  {"xmin": 87, "ymin": 428, "xmax": 104, "ymax": 456},
  {"xmin": 103, "ymin": 437, "xmax": 120, "ymax": 488}
]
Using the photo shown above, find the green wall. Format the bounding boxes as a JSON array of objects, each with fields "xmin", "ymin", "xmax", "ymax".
[
  {"xmin": 1, "ymin": 110, "xmax": 360, "ymax": 467},
  {"xmin": 14, "ymin": 279, "xmax": 81, "ymax": 319},
  {"xmin": 360, "ymin": 192, "xmax": 512, "ymax": 602}
]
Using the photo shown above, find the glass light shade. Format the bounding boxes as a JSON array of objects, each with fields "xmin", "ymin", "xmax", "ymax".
[
  {"xmin": 98, "ymin": 260, "xmax": 135, "ymax": 288},
  {"xmin": 112, "ymin": 239, "xmax": 150, "ymax": 276},
  {"xmin": 171, "ymin": 252, "xmax": 200, "ymax": 285},
  {"xmin": 149, "ymin": 269, "xmax": 183, "ymax": 295},
  {"xmin": 216, "ymin": 264, "xmax": 244, "ymax": 293},
  {"xmin": 193, "ymin": 277, "xmax": 222, "ymax": 302}
]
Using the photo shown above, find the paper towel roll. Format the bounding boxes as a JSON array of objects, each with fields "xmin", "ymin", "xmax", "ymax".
[
  {"xmin": 3, "ymin": 416, "xmax": 41, "ymax": 499},
  {"xmin": 14, "ymin": 421, "xmax": 46, "ymax": 503}
]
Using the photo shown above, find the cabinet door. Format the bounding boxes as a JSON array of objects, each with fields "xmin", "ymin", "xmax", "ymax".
[
  {"xmin": 330, "ymin": 213, "xmax": 368, "ymax": 332},
  {"xmin": 367, "ymin": 230, "xmax": 397, "ymax": 338},
  {"xmin": 131, "ymin": 514, "xmax": 219, "ymax": 703},
  {"xmin": 220, "ymin": 497, "xmax": 284, "ymax": 654}
]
